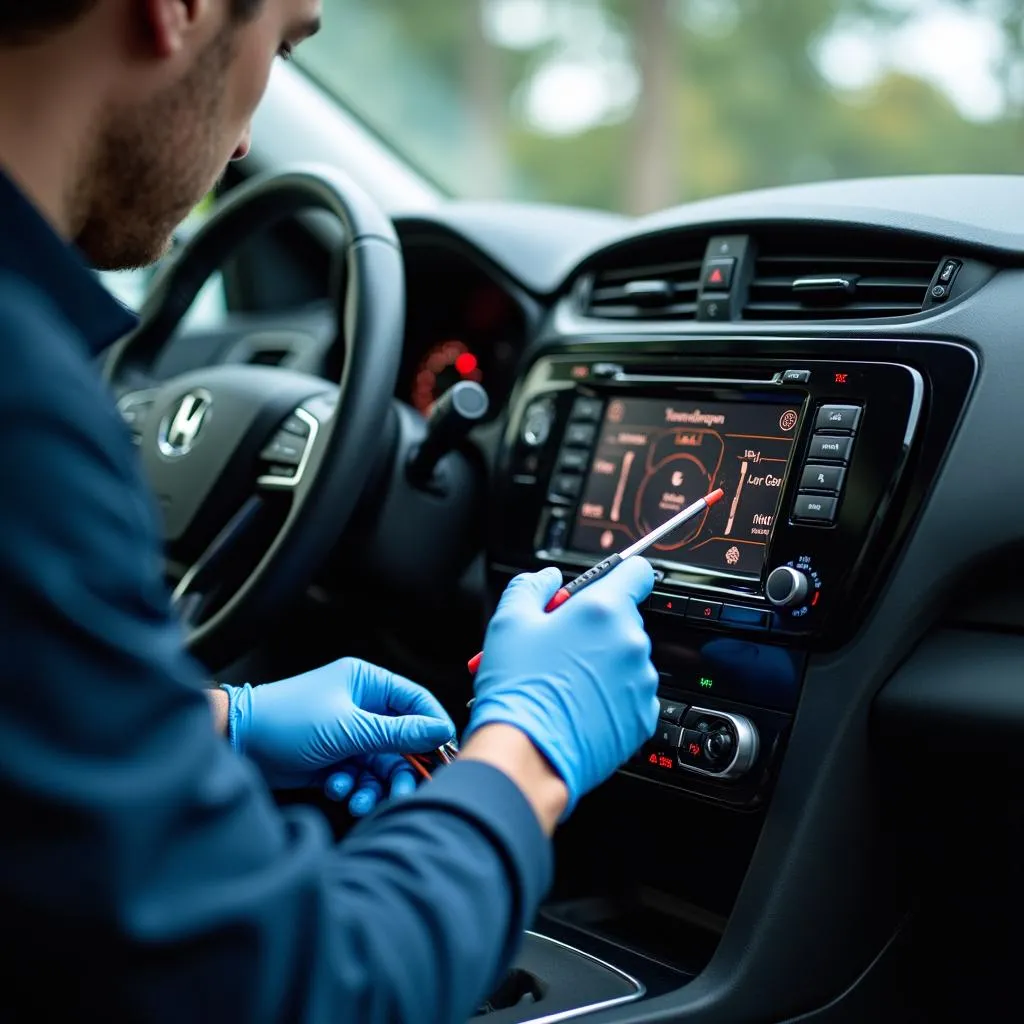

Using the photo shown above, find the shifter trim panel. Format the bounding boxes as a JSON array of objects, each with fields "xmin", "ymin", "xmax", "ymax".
[{"xmin": 492, "ymin": 931, "xmax": 646, "ymax": 1024}]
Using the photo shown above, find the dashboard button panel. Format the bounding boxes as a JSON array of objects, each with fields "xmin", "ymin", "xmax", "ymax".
[
  {"xmin": 793, "ymin": 494, "xmax": 838, "ymax": 522},
  {"xmin": 799, "ymin": 464, "xmax": 846, "ymax": 493},
  {"xmin": 815, "ymin": 404, "xmax": 861, "ymax": 432},
  {"xmin": 806, "ymin": 433, "xmax": 853, "ymax": 463}
]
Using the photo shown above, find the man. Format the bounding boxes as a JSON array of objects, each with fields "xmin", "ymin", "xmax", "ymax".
[{"xmin": 0, "ymin": 2, "xmax": 660, "ymax": 1021}]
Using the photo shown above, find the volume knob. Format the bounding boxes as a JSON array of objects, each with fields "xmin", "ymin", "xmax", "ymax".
[{"xmin": 766, "ymin": 566, "xmax": 810, "ymax": 608}]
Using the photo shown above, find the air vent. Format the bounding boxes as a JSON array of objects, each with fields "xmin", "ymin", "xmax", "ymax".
[
  {"xmin": 578, "ymin": 237, "xmax": 706, "ymax": 319},
  {"xmin": 743, "ymin": 230, "xmax": 943, "ymax": 321}
]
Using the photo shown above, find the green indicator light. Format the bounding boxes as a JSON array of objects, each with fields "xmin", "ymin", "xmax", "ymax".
[{"xmin": 699, "ymin": 676, "xmax": 714, "ymax": 689}]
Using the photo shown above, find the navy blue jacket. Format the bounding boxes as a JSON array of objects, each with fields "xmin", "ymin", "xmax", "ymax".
[{"xmin": 0, "ymin": 169, "xmax": 551, "ymax": 1022}]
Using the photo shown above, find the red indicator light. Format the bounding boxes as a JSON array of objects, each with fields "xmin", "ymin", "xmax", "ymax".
[
  {"xmin": 455, "ymin": 352, "xmax": 479, "ymax": 376},
  {"xmin": 812, "ymin": 591, "xmax": 820, "ymax": 607},
  {"xmin": 571, "ymin": 365, "xmax": 589, "ymax": 379},
  {"xmin": 648, "ymin": 753, "xmax": 658, "ymax": 764},
  {"xmin": 688, "ymin": 742, "xmax": 702, "ymax": 757},
  {"xmin": 709, "ymin": 268, "xmax": 724, "ymax": 285},
  {"xmin": 666, "ymin": 601, "xmax": 673, "ymax": 610},
  {"xmin": 703, "ymin": 606, "xmax": 712, "ymax": 617},
  {"xmin": 834, "ymin": 373, "xmax": 848, "ymax": 384},
  {"xmin": 657, "ymin": 755, "xmax": 674, "ymax": 769}
]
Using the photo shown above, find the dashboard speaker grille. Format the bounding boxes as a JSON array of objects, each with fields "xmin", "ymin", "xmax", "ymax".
[{"xmin": 743, "ymin": 229, "xmax": 943, "ymax": 320}]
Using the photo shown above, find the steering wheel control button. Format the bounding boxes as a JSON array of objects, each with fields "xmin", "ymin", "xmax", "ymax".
[
  {"xmin": 564, "ymin": 422, "xmax": 597, "ymax": 448},
  {"xmin": 570, "ymin": 397, "xmax": 604, "ymax": 422},
  {"xmin": 807, "ymin": 433, "xmax": 853, "ymax": 463},
  {"xmin": 799, "ymin": 464, "xmax": 846, "ymax": 494},
  {"xmin": 649, "ymin": 593, "xmax": 687, "ymax": 617},
  {"xmin": 702, "ymin": 257, "xmax": 736, "ymax": 291},
  {"xmin": 685, "ymin": 599, "xmax": 722, "ymax": 623},
  {"xmin": 521, "ymin": 399, "xmax": 556, "ymax": 447},
  {"xmin": 280, "ymin": 414, "xmax": 311, "ymax": 438},
  {"xmin": 719, "ymin": 604, "xmax": 770, "ymax": 630},
  {"xmin": 766, "ymin": 566, "xmax": 810, "ymax": 607},
  {"xmin": 260, "ymin": 433, "xmax": 306, "ymax": 465},
  {"xmin": 815, "ymin": 405, "xmax": 861, "ymax": 433},
  {"xmin": 782, "ymin": 369, "xmax": 812, "ymax": 384},
  {"xmin": 658, "ymin": 699, "xmax": 686, "ymax": 725},
  {"xmin": 793, "ymin": 493, "xmax": 838, "ymax": 523}
]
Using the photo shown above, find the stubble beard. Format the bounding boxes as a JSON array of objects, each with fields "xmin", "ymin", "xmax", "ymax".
[{"xmin": 75, "ymin": 26, "xmax": 238, "ymax": 272}]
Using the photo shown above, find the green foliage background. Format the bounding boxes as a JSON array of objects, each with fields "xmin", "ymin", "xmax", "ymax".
[{"xmin": 297, "ymin": 0, "xmax": 1024, "ymax": 214}]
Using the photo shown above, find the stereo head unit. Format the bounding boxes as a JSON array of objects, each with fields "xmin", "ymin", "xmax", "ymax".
[
  {"xmin": 490, "ymin": 352, "xmax": 928, "ymax": 649},
  {"xmin": 568, "ymin": 394, "xmax": 801, "ymax": 580}
]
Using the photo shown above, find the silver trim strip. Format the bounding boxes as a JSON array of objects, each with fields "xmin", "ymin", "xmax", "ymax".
[
  {"xmin": 257, "ymin": 407, "xmax": 320, "ymax": 489},
  {"xmin": 501, "ymin": 931, "xmax": 646, "ymax": 1024},
  {"xmin": 611, "ymin": 372, "xmax": 781, "ymax": 386}
]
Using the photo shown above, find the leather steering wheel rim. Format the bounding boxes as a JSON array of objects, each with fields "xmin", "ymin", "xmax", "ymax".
[{"xmin": 103, "ymin": 164, "xmax": 405, "ymax": 669}]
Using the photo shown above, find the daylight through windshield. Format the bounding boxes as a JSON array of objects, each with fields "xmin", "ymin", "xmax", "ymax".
[{"xmin": 297, "ymin": 0, "xmax": 1024, "ymax": 214}]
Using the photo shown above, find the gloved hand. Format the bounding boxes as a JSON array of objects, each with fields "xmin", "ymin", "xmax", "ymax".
[
  {"xmin": 220, "ymin": 658, "xmax": 455, "ymax": 811},
  {"xmin": 464, "ymin": 559, "xmax": 659, "ymax": 817}
]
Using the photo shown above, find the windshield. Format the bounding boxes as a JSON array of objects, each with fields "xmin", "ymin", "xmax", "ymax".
[{"xmin": 297, "ymin": 0, "xmax": 1023, "ymax": 215}]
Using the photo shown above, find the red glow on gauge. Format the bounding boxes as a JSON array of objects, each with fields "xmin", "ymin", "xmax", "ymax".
[{"xmin": 455, "ymin": 352, "xmax": 479, "ymax": 376}]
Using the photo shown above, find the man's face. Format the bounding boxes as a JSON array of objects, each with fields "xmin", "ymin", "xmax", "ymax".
[{"xmin": 77, "ymin": 0, "xmax": 321, "ymax": 271}]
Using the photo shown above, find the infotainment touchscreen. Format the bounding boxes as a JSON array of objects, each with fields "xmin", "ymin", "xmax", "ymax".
[{"xmin": 568, "ymin": 396, "xmax": 802, "ymax": 576}]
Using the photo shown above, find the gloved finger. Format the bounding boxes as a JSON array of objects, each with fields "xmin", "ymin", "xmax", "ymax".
[
  {"xmin": 348, "ymin": 770, "xmax": 383, "ymax": 817},
  {"xmin": 375, "ymin": 672, "xmax": 455, "ymax": 731},
  {"xmin": 589, "ymin": 555, "xmax": 655, "ymax": 606},
  {"xmin": 495, "ymin": 566, "xmax": 564, "ymax": 618},
  {"xmin": 324, "ymin": 770, "xmax": 357, "ymax": 803},
  {"xmin": 346, "ymin": 659, "xmax": 455, "ymax": 733},
  {"xmin": 350, "ymin": 709, "xmax": 455, "ymax": 755},
  {"xmin": 363, "ymin": 753, "xmax": 419, "ymax": 800}
]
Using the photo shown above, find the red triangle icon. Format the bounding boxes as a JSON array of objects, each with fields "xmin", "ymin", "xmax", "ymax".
[{"xmin": 709, "ymin": 268, "xmax": 724, "ymax": 285}]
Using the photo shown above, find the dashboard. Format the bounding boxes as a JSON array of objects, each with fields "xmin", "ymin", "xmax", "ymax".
[
  {"xmin": 153, "ymin": 171, "xmax": 1024, "ymax": 1021},
  {"xmin": 386, "ymin": 175, "xmax": 1024, "ymax": 1021}
]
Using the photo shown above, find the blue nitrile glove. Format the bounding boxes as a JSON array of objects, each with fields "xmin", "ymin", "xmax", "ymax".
[
  {"xmin": 220, "ymin": 658, "xmax": 455, "ymax": 808},
  {"xmin": 323, "ymin": 753, "xmax": 421, "ymax": 817},
  {"xmin": 464, "ymin": 559, "xmax": 659, "ymax": 817}
]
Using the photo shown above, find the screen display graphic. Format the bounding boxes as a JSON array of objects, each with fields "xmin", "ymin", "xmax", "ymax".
[{"xmin": 568, "ymin": 396, "xmax": 801, "ymax": 575}]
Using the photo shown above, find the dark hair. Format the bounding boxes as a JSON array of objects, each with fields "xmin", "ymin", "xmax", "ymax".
[{"xmin": 0, "ymin": 0, "xmax": 263, "ymax": 44}]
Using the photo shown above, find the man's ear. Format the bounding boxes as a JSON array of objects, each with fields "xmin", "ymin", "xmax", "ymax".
[{"xmin": 141, "ymin": 0, "xmax": 212, "ymax": 58}]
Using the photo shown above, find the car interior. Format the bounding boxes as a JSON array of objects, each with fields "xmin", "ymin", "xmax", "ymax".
[{"xmin": 95, "ymin": 22, "xmax": 1024, "ymax": 1024}]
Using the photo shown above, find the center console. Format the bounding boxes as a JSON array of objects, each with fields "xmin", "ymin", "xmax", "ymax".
[
  {"xmin": 480, "ymin": 335, "xmax": 975, "ymax": 1019},
  {"xmin": 487, "ymin": 344, "xmax": 961, "ymax": 805}
]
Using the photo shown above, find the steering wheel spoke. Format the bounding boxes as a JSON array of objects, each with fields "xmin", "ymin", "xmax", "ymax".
[
  {"xmin": 115, "ymin": 388, "xmax": 161, "ymax": 446},
  {"xmin": 102, "ymin": 167, "xmax": 404, "ymax": 668}
]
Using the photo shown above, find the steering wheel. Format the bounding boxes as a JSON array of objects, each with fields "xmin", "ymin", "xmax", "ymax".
[{"xmin": 103, "ymin": 166, "xmax": 405, "ymax": 670}]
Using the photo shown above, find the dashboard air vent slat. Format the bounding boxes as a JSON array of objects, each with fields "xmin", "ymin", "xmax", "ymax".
[
  {"xmin": 579, "ymin": 239, "xmax": 706, "ymax": 321},
  {"xmin": 743, "ymin": 232, "xmax": 943, "ymax": 321}
]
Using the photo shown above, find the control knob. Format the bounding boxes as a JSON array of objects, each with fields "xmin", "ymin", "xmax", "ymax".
[{"xmin": 765, "ymin": 565, "xmax": 810, "ymax": 608}]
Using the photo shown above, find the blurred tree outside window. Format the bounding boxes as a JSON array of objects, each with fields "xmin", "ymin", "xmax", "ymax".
[{"xmin": 297, "ymin": 0, "xmax": 1024, "ymax": 215}]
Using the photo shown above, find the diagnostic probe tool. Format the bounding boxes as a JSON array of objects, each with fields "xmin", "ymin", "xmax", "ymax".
[{"xmin": 467, "ymin": 486, "xmax": 725, "ymax": 674}]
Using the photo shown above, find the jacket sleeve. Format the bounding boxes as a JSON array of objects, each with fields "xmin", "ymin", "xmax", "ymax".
[{"xmin": 0, "ymin": 283, "xmax": 552, "ymax": 1023}]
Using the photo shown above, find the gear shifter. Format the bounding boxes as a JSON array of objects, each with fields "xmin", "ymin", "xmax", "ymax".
[{"xmin": 407, "ymin": 380, "xmax": 489, "ymax": 490}]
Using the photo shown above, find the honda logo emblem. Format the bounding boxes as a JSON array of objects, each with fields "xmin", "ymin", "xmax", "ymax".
[{"xmin": 158, "ymin": 390, "xmax": 211, "ymax": 457}]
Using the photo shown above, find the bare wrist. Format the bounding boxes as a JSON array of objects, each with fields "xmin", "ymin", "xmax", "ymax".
[
  {"xmin": 207, "ymin": 686, "xmax": 229, "ymax": 736},
  {"xmin": 458, "ymin": 724, "xmax": 569, "ymax": 835}
]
